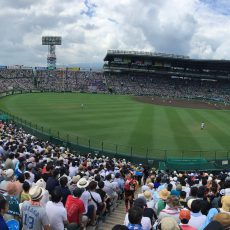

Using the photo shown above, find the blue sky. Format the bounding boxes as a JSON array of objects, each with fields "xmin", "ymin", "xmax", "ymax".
[
  {"xmin": 0, "ymin": 0, "xmax": 230, "ymax": 66},
  {"xmin": 200, "ymin": 0, "xmax": 230, "ymax": 15}
]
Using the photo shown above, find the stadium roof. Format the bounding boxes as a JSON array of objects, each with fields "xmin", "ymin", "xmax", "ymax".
[
  {"xmin": 104, "ymin": 50, "xmax": 190, "ymax": 59},
  {"xmin": 104, "ymin": 50, "xmax": 230, "ymax": 71}
]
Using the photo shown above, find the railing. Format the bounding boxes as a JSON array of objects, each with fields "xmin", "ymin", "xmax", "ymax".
[{"xmin": 0, "ymin": 90, "xmax": 229, "ymax": 167}]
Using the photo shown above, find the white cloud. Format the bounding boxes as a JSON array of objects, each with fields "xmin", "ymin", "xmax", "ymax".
[{"xmin": 0, "ymin": 0, "xmax": 230, "ymax": 66}]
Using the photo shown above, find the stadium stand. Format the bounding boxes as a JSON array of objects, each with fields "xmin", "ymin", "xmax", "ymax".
[
  {"xmin": 0, "ymin": 51, "xmax": 230, "ymax": 229},
  {"xmin": 0, "ymin": 121, "xmax": 230, "ymax": 230},
  {"xmin": 0, "ymin": 65, "xmax": 229, "ymax": 103}
]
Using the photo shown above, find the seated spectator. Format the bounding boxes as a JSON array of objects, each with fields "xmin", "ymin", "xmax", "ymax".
[
  {"xmin": 167, "ymin": 183, "xmax": 173, "ymax": 193},
  {"xmin": 154, "ymin": 177, "xmax": 161, "ymax": 190},
  {"xmin": 25, "ymin": 163, "xmax": 35, "ymax": 184},
  {"xmin": 188, "ymin": 199, "xmax": 206, "ymax": 229},
  {"xmin": 46, "ymin": 187, "xmax": 68, "ymax": 230},
  {"xmin": 20, "ymin": 181, "xmax": 31, "ymax": 203},
  {"xmin": 88, "ymin": 181, "xmax": 105, "ymax": 216},
  {"xmin": 0, "ymin": 194, "xmax": 9, "ymax": 230},
  {"xmin": 65, "ymin": 188, "xmax": 87, "ymax": 228},
  {"xmin": 220, "ymin": 195, "xmax": 230, "ymax": 214},
  {"xmin": 186, "ymin": 187, "xmax": 198, "ymax": 202},
  {"xmin": 58, "ymin": 176, "xmax": 71, "ymax": 206},
  {"xmin": 0, "ymin": 169, "xmax": 15, "ymax": 194},
  {"xmin": 112, "ymin": 225, "xmax": 129, "ymax": 230},
  {"xmin": 21, "ymin": 185, "xmax": 51, "ymax": 230},
  {"xmin": 179, "ymin": 191, "xmax": 187, "ymax": 207},
  {"xmin": 96, "ymin": 180, "xmax": 109, "ymax": 214},
  {"xmin": 158, "ymin": 195, "xmax": 181, "ymax": 224},
  {"xmin": 15, "ymin": 162, "xmax": 24, "ymax": 179},
  {"xmin": 46, "ymin": 168, "xmax": 59, "ymax": 193},
  {"xmin": 24, "ymin": 172, "xmax": 31, "ymax": 185},
  {"xmin": 124, "ymin": 198, "xmax": 152, "ymax": 230},
  {"xmin": 179, "ymin": 209, "xmax": 197, "ymax": 230},
  {"xmin": 4, "ymin": 182, "xmax": 20, "ymax": 221},
  {"xmin": 213, "ymin": 212, "xmax": 230, "ymax": 229},
  {"xmin": 143, "ymin": 190, "xmax": 155, "ymax": 210},
  {"xmin": 156, "ymin": 216, "xmax": 180, "ymax": 230},
  {"xmin": 104, "ymin": 174, "xmax": 119, "ymax": 211},
  {"xmin": 127, "ymin": 206, "xmax": 143, "ymax": 230},
  {"xmin": 4, "ymin": 153, "xmax": 14, "ymax": 170},
  {"xmin": 78, "ymin": 178, "xmax": 96, "ymax": 226},
  {"xmin": 170, "ymin": 184, "xmax": 182, "ymax": 197},
  {"xmin": 68, "ymin": 175, "xmax": 80, "ymax": 194},
  {"xmin": 156, "ymin": 189, "xmax": 170, "ymax": 215},
  {"xmin": 204, "ymin": 220, "xmax": 225, "ymax": 230},
  {"xmin": 35, "ymin": 178, "xmax": 49, "ymax": 207},
  {"xmin": 42, "ymin": 162, "xmax": 54, "ymax": 182},
  {"xmin": 114, "ymin": 172, "xmax": 125, "ymax": 200}
]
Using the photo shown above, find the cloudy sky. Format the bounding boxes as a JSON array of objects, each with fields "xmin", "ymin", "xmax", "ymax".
[{"xmin": 0, "ymin": 0, "xmax": 230, "ymax": 67}]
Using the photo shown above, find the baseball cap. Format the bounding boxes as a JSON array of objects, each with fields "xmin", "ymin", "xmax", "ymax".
[{"xmin": 179, "ymin": 209, "xmax": 191, "ymax": 220}]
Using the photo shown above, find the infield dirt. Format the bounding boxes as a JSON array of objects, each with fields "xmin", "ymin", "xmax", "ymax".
[{"xmin": 133, "ymin": 96, "xmax": 230, "ymax": 110}]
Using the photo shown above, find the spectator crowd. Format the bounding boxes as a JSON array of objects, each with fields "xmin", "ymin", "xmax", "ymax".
[
  {"xmin": 0, "ymin": 68, "xmax": 229, "ymax": 103},
  {"xmin": 0, "ymin": 120, "xmax": 230, "ymax": 230}
]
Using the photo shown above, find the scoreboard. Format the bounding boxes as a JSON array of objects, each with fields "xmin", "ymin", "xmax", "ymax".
[{"xmin": 42, "ymin": 36, "xmax": 62, "ymax": 45}]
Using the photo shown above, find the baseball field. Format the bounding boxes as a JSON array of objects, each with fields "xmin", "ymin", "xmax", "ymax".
[{"xmin": 0, "ymin": 93, "xmax": 230, "ymax": 159}]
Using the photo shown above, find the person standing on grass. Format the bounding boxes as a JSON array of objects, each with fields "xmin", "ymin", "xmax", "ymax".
[{"xmin": 201, "ymin": 122, "xmax": 205, "ymax": 130}]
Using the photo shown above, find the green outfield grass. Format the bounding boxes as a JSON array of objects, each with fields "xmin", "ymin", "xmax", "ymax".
[{"xmin": 0, "ymin": 93, "xmax": 230, "ymax": 159}]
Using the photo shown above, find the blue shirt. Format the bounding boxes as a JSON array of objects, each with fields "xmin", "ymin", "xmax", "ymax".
[
  {"xmin": 0, "ymin": 215, "xmax": 9, "ymax": 230},
  {"xmin": 127, "ymin": 223, "xmax": 143, "ymax": 230}
]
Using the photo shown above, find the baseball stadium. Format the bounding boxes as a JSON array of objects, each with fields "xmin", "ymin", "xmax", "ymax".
[
  {"xmin": 0, "ymin": 49, "xmax": 230, "ymax": 170},
  {"xmin": 2, "ymin": 1, "xmax": 230, "ymax": 230}
]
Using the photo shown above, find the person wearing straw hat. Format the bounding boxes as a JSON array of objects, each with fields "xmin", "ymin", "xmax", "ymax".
[
  {"xmin": 21, "ymin": 186, "xmax": 51, "ymax": 230},
  {"xmin": 144, "ymin": 190, "xmax": 155, "ymax": 210},
  {"xmin": 35, "ymin": 178, "xmax": 49, "ymax": 208},
  {"xmin": 68, "ymin": 175, "xmax": 81, "ymax": 194},
  {"xmin": 78, "ymin": 178, "xmax": 97, "ymax": 226},
  {"xmin": 158, "ymin": 195, "xmax": 181, "ymax": 224},
  {"xmin": 156, "ymin": 189, "xmax": 170, "ymax": 215}
]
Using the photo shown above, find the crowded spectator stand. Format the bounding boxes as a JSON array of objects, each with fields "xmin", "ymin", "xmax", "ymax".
[{"xmin": 0, "ymin": 121, "xmax": 230, "ymax": 229}]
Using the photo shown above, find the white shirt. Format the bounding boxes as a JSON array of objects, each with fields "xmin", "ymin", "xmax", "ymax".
[
  {"xmin": 12, "ymin": 158, "xmax": 19, "ymax": 168},
  {"xmin": 40, "ymin": 189, "xmax": 50, "ymax": 208},
  {"xmin": 28, "ymin": 171, "xmax": 35, "ymax": 184},
  {"xmin": 81, "ymin": 190, "xmax": 91, "ymax": 214},
  {"xmin": 146, "ymin": 200, "xmax": 155, "ymax": 210},
  {"xmin": 89, "ymin": 191, "xmax": 102, "ymax": 211},
  {"xmin": 0, "ymin": 146, "xmax": 3, "ymax": 155},
  {"xmin": 182, "ymin": 185, "xmax": 191, "ymax": 198},
  {"xmin": 103, "ymin": 180, "xmax": 115, "ymax": 197},
  {"xmin": 124, "ymin": 213, "xmax": 151, "ymax": 230},
  {"xmin": 46, "ymin": 201, "xmax": 67, "ymax": 230},
  {"xmin": 188, "ymin": 212, "xmax": 206, "ymax": 229},
  {"xmin": 69, "ymin": 166, "xmax": 78, "ymax": 178}
]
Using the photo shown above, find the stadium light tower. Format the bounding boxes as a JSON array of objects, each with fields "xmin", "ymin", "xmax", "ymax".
[{"xmin": 42, "ymin": 36, "xmax": 62, "ymax": 69}]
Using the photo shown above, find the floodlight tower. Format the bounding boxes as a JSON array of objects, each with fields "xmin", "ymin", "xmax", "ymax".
[{"xmin": 42, "ymin": 36, "xmax": 62, "ymax": 69}]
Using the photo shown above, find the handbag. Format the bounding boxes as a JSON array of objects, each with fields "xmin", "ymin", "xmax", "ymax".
[{"xmin": 89, "ymin": 191, "xmax": 104, "ymax": 211}]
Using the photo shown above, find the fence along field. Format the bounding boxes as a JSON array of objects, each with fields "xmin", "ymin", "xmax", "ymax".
[{"xmin": 0, "ymin": 92, "xmax": 229, "ymax": 160}]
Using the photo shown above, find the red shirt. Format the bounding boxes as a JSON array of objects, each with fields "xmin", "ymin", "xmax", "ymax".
[
  {"xmin": 65, "ymin": 195, "xmax": 85, "ymax": 224},
  {"xmin": 180, "ymin": 224, "xmax": 197, "ymax": 230}
]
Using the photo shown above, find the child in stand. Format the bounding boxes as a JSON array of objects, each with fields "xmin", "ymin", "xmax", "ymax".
[{"xmin": 20, "ymin": 181, "xmax": 31, "ymax": 203}]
